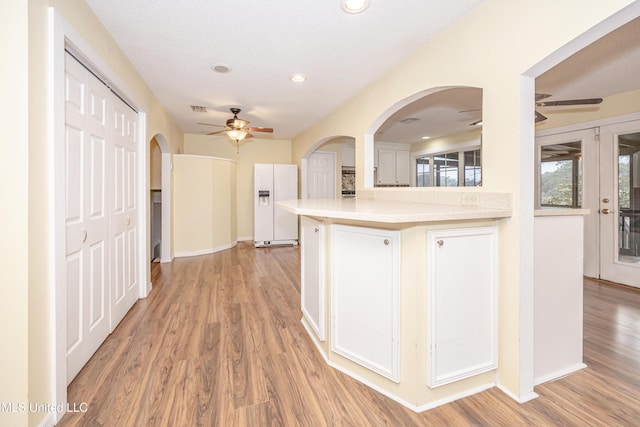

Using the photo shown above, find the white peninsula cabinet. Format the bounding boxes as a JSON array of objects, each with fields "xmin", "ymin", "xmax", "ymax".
[{"xmin": 279, "ymin": 194, "xmax": 512, "ymax": 412}]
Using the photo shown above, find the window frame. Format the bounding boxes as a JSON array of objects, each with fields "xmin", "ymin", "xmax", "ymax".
[{"xmin": 411, "ymin": 139, "xmax": 481, "ymax": 188}]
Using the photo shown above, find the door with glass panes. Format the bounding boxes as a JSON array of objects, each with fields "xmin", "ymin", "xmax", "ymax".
[{"xmin": 536, "ymin": 121, "xmax": 640, "ymax": 288}]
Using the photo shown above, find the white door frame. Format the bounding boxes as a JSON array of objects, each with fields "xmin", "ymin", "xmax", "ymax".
[{"xmin": 49, "ymin": 9, "xmax": 149, "ymax": 423}]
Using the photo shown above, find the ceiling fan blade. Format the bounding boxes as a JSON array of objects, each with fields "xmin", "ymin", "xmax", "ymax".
[
  {"xmin": 536, "ymin": 98, "xmax": 603, "ymax": 107},
  {"xmin": 245, "ymin": 133, "xmax": 254, "ymax": 139},
  {"xmin": 198, "ymin": 122, "xmax": 226, "ymax": 128},
  {"xmin": 206, "ymin": 130, "xmax": 227, "ymax": 135},
  {"xmin": 535, "ymin": 93, "xmax": 552, "ymax": 102},
  {"xmin": 535, "ymin": 111, "xmax": 547, "ymax": 122},
  {"xmin": 246, "ymin": 127, "xmax": 273, "ymax": 133}
]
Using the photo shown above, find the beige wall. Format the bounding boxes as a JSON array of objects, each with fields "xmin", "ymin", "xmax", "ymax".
[
  {"xmin": 150, "ymin": 137, "xmax": 162, "ymax": 190},
  {"xmin": 173, "ymin": 155, "xmax": 237, "ymax": 255},
  {"xmin": 290, "ymin": 0, "xmax": 638, "ymax": 399},
  {"xmin": 1, "ymin": 0, "xmax": 186, "ymax": 425},
  {"xmin": 184, "ymin": 135, "xmax": 292, "ymax": 240},
  {"xmin": 410, "ymin": 128, "xmax": 482, "ymax": 154},
  {"xmin": 1, "ymin": 1, "xmax": 30, "ymax": 425},
  {"xmin": 536, "ymin": 87, "xmax": 640, "ymax": 131}
]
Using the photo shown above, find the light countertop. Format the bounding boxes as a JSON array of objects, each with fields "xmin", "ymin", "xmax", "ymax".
[
  {"xmin": 277, "ymin": 198, "xmax": 511, "ymax": 224},
  {"xmin": 535, "ymin": 208, "xmax": 590, "ymax": 217}
]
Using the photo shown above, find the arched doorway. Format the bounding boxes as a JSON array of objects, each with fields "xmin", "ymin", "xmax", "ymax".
[{"xmin": 150, "ymin": 134, "xmax": 172, "ymax": 263}]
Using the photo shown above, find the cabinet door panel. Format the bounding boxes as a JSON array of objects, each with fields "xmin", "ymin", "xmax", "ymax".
[
  {"xmin": 427, "ymin": 226, "xmax": 497, "ymax": 387},
  {"xmin": 301, "ymin": 217, "xmax": 325, "ymax": 340},
  {"xmin": 331, "ymin": 225, "xmax": 400, "ymax": 381}
]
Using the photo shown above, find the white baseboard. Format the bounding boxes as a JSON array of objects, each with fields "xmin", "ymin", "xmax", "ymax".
[
  {"xmin": 237, "ymin": 236, "xmax": 253, "ymax": 242},
  {"xmin": 301, "ymin": 318, "xmax": 496, "ymax": 413},
  {"xmin": 174, "ymin": 241, "xmax": 238, "ymax": 258},
  {"xmin": 534, "ymin": 363, "xmax": 587, "ymax": 386},
  {"xmin": 496, "ymin": 382, "xmax": 539, "ymax": 403},
  {"xmin": 38, "ymin": 413, "xmax": 55, "ymax": 427}
]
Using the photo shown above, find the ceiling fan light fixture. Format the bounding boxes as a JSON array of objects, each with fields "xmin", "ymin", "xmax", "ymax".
[
  {"xmin": 341, "ymin": 0, "xmax": 370, "ymax": 14},
  {"xmin": 226, "ymin": 129, "xmax": 248, "ymax": 141}
]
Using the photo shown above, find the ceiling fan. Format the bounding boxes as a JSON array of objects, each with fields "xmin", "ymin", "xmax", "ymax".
[
  {"xmin": 535, "ymin": 93, "xmax": 602, "ymax": 122},
  {"xmin": 462, "ymin": 93, "xmax": 603, "ymax": 125},
  {"xmin": 198, "ymin": 108, "xmax": 273, "ymax": 149}
]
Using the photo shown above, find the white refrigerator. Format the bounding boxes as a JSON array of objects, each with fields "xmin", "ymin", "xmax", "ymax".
[{"xmin": 254, "ymin": 164, "xmax": 299, "ymax": 247}]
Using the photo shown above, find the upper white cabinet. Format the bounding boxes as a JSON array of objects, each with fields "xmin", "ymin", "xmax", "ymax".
[
  {"xmin": 300, "ymin": 217, "xmax": 325, "ymax": 340},
  {"xmin": 331, "ymin": 224, "xmax": 400, "ymax": 382},
  {"xmin": 376, "ymin": 143, "xmax": 410, "ymax": 186},
  {"xmin": 427, "ymin": 226, "xmax": 498, "ymax": 387}
]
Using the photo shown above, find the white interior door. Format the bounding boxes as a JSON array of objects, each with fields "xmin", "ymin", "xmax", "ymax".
[
  {"xmin": 307, "ymin": 151, "xmax": 335, "ymax": 199},
  {"xmin": 65, "ymin": 52, "xmax": 111, "ymax": 383},
  {"xmin": 110, "ymin": 97, "xmax": 139, "ymax": 329},
  {"xmin": 599, "ymin": 121, "xmax": 640, "ymax": 287}
]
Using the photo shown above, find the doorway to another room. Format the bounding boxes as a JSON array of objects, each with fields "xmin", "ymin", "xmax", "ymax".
[{"xmin": 536, "ymin": 117, "xmax": 640, "ymax": 288}]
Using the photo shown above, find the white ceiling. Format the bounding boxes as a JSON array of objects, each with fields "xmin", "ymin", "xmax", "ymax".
[
  {"xmin": 85, "ymin": 2, "xmax": 640, "ymax": 144},
  {"xmin": 85, "ymin": 0, "xmax": 486, "ymax": 140}
]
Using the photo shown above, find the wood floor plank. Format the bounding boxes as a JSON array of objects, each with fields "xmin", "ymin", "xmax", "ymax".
[{"xmin": 60, "ymin": 245, "xmax": 640, "ymax": 426}]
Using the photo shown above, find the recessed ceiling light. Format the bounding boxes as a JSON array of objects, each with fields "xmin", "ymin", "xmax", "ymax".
[
  {"xmin": 421, "ymin": 136, "xmax": 431, "ymax": 140},
  {"xmin": 290, "ymin": 74, "xmax": 307, "ymax": 83},
  {"xmin": 211, "ymin": 63, "xmax": 232, "ymax": 73},
  {"xmin": 341, "ymin": 0, "xmax": 370, "ymax": 14}
]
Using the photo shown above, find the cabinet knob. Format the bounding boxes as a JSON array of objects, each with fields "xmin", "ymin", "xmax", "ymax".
[
  {"xmin": 437, "ymin": 239, "xmax": 444, "ymax": 247},
  {"xmin": 314, "ymin": 227, "xmax": 319, "ymax": 233},
  {"xmin": 384, "ymin": 239, "xmax": 390, "ymax": 245},
  {"xmin": 81, "ymin": 229, "xmax": 87, "ymax": 243}
]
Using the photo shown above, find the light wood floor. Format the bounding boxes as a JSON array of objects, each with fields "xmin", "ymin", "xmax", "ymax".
[{"xmin": 59, "ymin": 242, "xmax": 640, "ymax": 426}]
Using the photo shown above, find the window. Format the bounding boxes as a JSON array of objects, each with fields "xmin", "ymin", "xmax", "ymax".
[
  {"xmin": 416, "ymin": 157, "xmax": 430, "ymax": 187},
  {"xmin": 415, "ymin": 146, "xmax": 481, "ymax": 187},
  {"xmin": 539, "ymin": 141, "xmax": 582, "ymax": 208},
  {"xmin": 464, "ymin": 149, "xmax": 482, "ymax": 186},
  {"xmin": 434, "ymin": 152, "xmax": 459, "ymax": 187}
]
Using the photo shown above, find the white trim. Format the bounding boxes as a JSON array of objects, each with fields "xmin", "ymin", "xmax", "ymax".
[
  {"xmin": 534, "ymin": 363, "xmax": 587, "ymax": 386},
  {"xmin": 37, "ymin": 413, "xmax": 55, "ymax": 427},
  {"xmin": 160, "ymin": 151, "xmax": 172, "ymax": 263},
  {"xmin": 174, "ymin": 241, "xmax": 238, "ymax": 258},
  {"xmin": 496, "ymin": 382, "xmax": 539, "ymax": 404},
  {"xmin": 518, "ymin": 75, "xmax": 536, "ymax": 401},
  {"xmin": 237, "ymin": 235, "xmax": 254, "ymax": 242},
  {"xmin": 50, "ymin": 9, "xmax": 149, "ymax": 422}
]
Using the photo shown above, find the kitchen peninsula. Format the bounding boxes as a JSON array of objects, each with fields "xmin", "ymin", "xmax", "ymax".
[{"xmin": 278, "ymin": 191, "xmax": 512, "ymax": 411}]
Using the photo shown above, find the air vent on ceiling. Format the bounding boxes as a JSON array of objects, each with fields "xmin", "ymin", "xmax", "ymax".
[
  {"xmin": 190, "ymin": 105, "xmax": 207, "ymax": 113},
  {"xmin": 399, "ymin": 117, "xmax": 420, "ymax": 124}
]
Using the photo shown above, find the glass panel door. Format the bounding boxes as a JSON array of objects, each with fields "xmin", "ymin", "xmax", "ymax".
[{"xmin": 599, "ymin": 121, "xmax": 640, "ymax": 287}]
